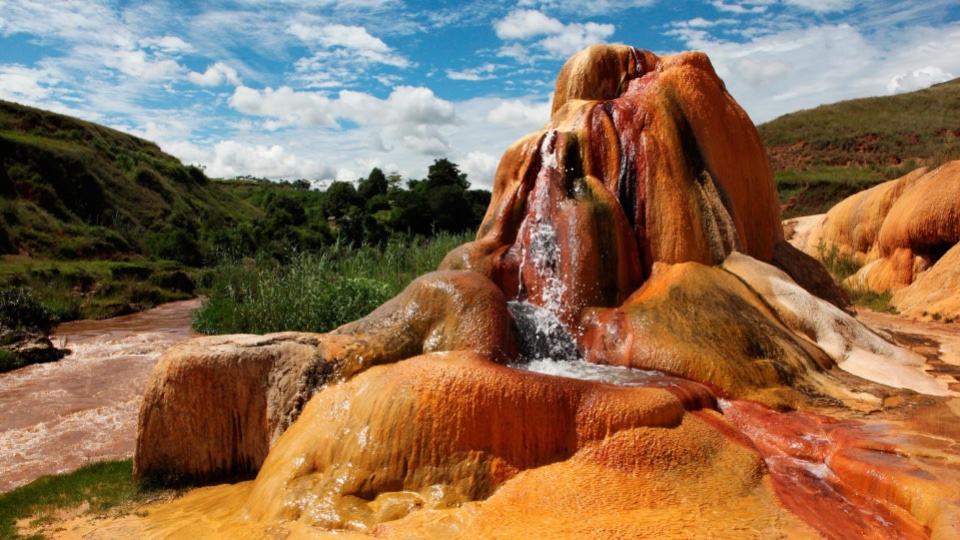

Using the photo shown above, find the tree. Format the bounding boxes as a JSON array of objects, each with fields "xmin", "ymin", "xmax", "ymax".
[
  {"xmin": 357, "ymin": 167, "xmax": 388, "ymax": 200},
  {"xmin": 425, "ymin": 158, "xmax": 470, "ymax": 191},
  {"xmin": 322, "ymin": 181, "xmax": 360, "ymax": 218},
  {"xmin": 427, "ymin": 184, "xmax": 473, "ymax": 233}
]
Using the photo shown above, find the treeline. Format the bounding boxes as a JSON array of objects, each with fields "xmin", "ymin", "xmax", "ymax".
[{"xmin": 206, "ymin": 158, "xmax": 490, "ymax": 263}]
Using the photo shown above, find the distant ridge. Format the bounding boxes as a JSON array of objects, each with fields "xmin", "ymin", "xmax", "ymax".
[
  {"xmin": 0, "ymin": 100, "xmax": 260, "ymax": 259},
  {"xmin": 757, "ymin": 78, "xmax": 960, "ymax": 218},
  {"xmin": 759, "ymin": 77, "xmax": 960, "ymax": 172}
]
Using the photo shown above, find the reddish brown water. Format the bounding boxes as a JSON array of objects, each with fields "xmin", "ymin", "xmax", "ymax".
[{"xmin": 0, "ymin": 300, "xmax": 200, "ymax": 493}]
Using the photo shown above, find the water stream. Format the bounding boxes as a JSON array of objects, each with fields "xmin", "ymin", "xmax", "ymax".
[{"xmin": 0, "ymin": 299, "xmax": 199, "ymax": 493}]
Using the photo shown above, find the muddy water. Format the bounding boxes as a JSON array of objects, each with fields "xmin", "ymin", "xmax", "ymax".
[{"xmin": 0, "ymin": 300, "xmax": 200, "ymax": 493}]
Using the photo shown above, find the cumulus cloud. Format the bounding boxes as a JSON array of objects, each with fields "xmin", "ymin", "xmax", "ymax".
[
  {"xmin": 228, "ymin": 84, "xmax": 457, "ymax": 154},
  {"xmin": 494, "ymin": 9, "xmax": 615, "ymax": 60},
  {"xmin": 229, "ymin": 86, "xmax": 338, "ymax": 127},
  {"xmin": 460, "ymin": 151, "xmax": 500, "ymax": 190},
  {"xmin": 207, "ymin": 140, "xmax": 337, "ymax": 179},
  {"xmin": 671, "ymin": 20, "xmax": 960, "ymax": 123},
  {"xmin": 188, "ymin": 62, "xmax": 241, "ymax": 87},
  {"xmin": 495, "ymin": 10, "xmax": 565, "ymax": 40},
  {"xmin": 887, "ymin": 66, "xmax": 954, "ymax": 94},
  {"xmin": 486, "ymin": 99, "xmax": 551, "ymax": 131}
]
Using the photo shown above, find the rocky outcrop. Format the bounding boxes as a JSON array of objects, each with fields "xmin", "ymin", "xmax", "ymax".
[
  {"xmin": 135, "ymin": 271, "xmax": 517, "ymax": 483},
  {"xmin": 790, "ymin": 161, "xmax": 960, "ymax": 318},
  {"xmin": 127, "ymin": 44, "xmax": 958, "ymax": 539},
  {"xmin": 0, "ymin": 328, "xmax": 66, "ymax": 372}
]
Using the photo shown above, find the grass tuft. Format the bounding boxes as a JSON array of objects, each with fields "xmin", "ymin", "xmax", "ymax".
[{"xmin": 0, "ymin": 459, "xmax": 177, "ymax": 540}]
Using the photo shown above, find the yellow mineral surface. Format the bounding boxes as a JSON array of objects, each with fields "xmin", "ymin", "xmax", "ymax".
[{"xmin": 101, "ymin": 45, "xmax": 960, "ymax": 540}]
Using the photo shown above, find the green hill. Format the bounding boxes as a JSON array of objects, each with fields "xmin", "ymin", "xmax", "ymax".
[
  {"xmin": 758, "ymin": 77, "xmax": 960, "ymax": 217},
  {"xmin": 0, "ymin": 100, "xmax": 262, "ymax": 260}
]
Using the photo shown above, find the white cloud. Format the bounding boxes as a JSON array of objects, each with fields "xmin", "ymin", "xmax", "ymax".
[
  {"xmin": 494, "ymin": 9, "xmax": 615, "ymax": 60},
  {"xmin": 517, "ymin": 0, "xmax": 656, "ymax": 16},
  {"xmin": 188, "ymin": 62, "xmax": 241, "ymax": 87},
  {"xmin": 540, "ymin": 22, "xmax": 616, "ymax": 57},
  {"xmin": 495, "ymin": 10, "xmax": 565, "ymax": 40},
  {"xmin": 460, "ymin": 151, "xmax": 499, "ymax": 189},
  {"xmin": 785, "ymin": 0, "xmax": 855, "ymax": 13},
  {"xmin": 672, "ymin": 21, "xmax": 960, "ymax": 123},
  {"xmin": 486, "ymin": 99, "xmax": 550, "ymax": 131},
  {"xmin": 731, "ymin": 58, "xmax": 791, "ymax": 86},
  {"xmin": 0, "ymin": 64, "xmax": 61, "ymax": 102},
  {"xmin": 708, "ymin": 1, "xmax": 773, "ymax": 14},
  {"xmin": 289, "ymin": 23, "xmax": 390, "ymax": 52},
  {"xmin": 139, "ymin": 35, "xmax": 192, "ymax": 53},
  {"xmin": 287, "ymin": 22, "xmax": 411, "ymax": 89},
  {"xmin": 208, "ymin": 140, "xmax": 336, "ymax": 179},
  {"xmin": 887, "ymin": 66, "xmax": 954, "ymax": 94},
  {"xmin": 229, "ymin": 86, "xmax": 338, "ymax": 127},
  {"xmin": 228, "ymin": 85, "xmax": 457, "ymax": 154},
  {"xmin": 447, "ymin": 63, "xmax": 499, "ymax": 81}
]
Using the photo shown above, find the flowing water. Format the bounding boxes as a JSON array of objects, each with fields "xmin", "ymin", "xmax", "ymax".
[{"xmin": 0, "ymin": 299, "xmax": 200, "ymax": 493}]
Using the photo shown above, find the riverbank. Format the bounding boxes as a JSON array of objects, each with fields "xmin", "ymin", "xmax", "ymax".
[{"xmin": 0, "ymin": 300, "xmax": 199, "ymax": 494}]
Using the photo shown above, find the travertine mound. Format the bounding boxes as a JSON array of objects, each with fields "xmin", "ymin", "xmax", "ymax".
[
  {"xmin": 135, "ymin": 271, "xmax": 516, "ymax": 483},
  {"xmin": 791, "ymin": 161, "xmax": 960, "ymax": 318},
  {"xmin": 124, "ymin": 45, "xmax": 959, "ymax": 540}
]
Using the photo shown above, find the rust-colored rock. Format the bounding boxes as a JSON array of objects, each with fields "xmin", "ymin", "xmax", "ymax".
[
  {"xmin": 121, "ymin": 44, "xmax": 960, "ymax": 540},
  {"xmin": 134, "ymin": 332, "xmax": 351, "ymax": 484},
  {"xmin": 792, "ymin": 161, "xmax": 960, "ymax": 318},
  {"xmin": 135, "ymin": 270, "xmax": 516, "ymax": 483}
]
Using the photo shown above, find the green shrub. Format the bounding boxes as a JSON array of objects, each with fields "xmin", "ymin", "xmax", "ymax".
[
  {"xmin": 0, "ymin": 287, "xmax": 57, "ymax": 333},
  {"xmin": 816, "ymin": 241, "xmax": 861, "ymax": 280},
  {"xmin": 0, "ymin": 349, "xmax": 22, "ymax": 372},
  {"xmin": 846, "ymin": 287, "xmax": 898, "ymax": 314}
]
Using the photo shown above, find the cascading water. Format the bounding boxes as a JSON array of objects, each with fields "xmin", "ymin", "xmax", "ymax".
[
  {"xmin": 506, "ymin": 131, "xmax": 662, "ymax": 386},
  {"xmin": 507, "ymin": 300, "xmax": 581, "ymax": 363},
  {"xmin": 508, "ymin": 131, "xmax": 582, "ymax": 366}
]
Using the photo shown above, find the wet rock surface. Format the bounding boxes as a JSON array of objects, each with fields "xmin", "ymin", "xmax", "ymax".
[{"xmin": 109, "ymin": 45, "xmax": 960, "ymax": 539}]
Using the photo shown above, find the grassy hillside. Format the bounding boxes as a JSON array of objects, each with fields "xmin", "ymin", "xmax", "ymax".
[
  {"xmin": 758, "ymin": 77, "xmax": 960, "ymax": 217},
  {"xmin": 0, "ymin": 100, "xmax": 263, "ymax": 260}
]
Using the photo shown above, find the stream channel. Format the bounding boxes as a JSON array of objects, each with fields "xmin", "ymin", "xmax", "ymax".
[{"xmin": 0, "ymin": 300, "xmax": 200, "ymax": 493}]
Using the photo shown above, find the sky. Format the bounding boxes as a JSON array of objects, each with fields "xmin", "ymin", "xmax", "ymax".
[{"xmin": 2, "ymin": 1, "xmax": 960, "ymax": 190}]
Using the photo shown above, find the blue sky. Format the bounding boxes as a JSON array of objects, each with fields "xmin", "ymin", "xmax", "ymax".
[{"xmin": 2, "ymin": 1, "xmax": 959, "ymax": 189}]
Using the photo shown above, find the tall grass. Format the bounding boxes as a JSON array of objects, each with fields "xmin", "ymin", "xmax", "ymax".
[{"xmin": 192, "ymin": 233, "xmax": 469, "ymax": 335}]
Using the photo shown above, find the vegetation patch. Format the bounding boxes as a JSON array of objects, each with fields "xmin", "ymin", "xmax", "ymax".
[
  {"xmin": 846, "ymin": 288, "xmax": 898, "ymax": 314},
  {"xmin": 761, "ymin": 77, "xmax": 960, "ymax": 216},
  {"xmin": 193, "ymin": 233, "xmax": 468, "ymax": 335},
  {"xmin": 0, "ymin": 459, "xmax": 180, "ymax": 540}
]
